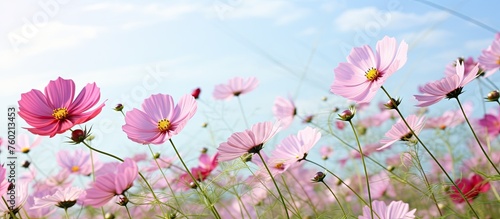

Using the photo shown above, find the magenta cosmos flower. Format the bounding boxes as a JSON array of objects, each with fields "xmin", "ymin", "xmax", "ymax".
[
  {"xmin": 217, "ymin": 121, "xmax": 280, "ymax": 162},
  {"xmin": 272, "ymin": 96, "xmax": 296, "ymax": 129},
  {"xmin": 213, "ymin": 76, "xmax": 259, "ymax": 100},
  {"xmin": 268, "ymin": 126, "xmax": 321, "ymax": 172},
  {"xmin": 18, "ymin": 77, "xmax": 105, "ymax": 137},
  {"xmin": 122, "ymin": 94, "xmax": 197, "ymax": 144},
  {"xmin": 378, "ymin": 114, "xmax": 425, "ymax": 150},
  {"xmin": 359, "ymin": 200, "xmax": 416, "ymax": 219},
  {"xmin": 415, "ymin": 60, "xmax": 478, "ymax": 107},
  {"xmin": 82, "ymin": 158, "xmax": 138, "ymax": 207},
  {"xmin": 449, "ymin": 173, "xmax": 490, "ymax": 204},
  {"xmin": 478, "ymin": 33, "xmax": 500, "ymax": 77},
  {"xmin": 331, "ymin": 36, "xmax": 408, "ymax": 103}
]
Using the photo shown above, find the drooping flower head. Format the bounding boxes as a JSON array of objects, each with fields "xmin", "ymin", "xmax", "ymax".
[
  {"xmin": 268, "ymin": 126, "xmax": 321, "ymax": 173},
  {"xmin": 217, "ymin": 121, "xmax": 280, "ymax": 162},
  {"xmin": 331, "ymin": 36, "xmax": 408, "ymax": 103},
  {"xmin": 32, "ymin": 187, "xmax": 85, "ymax": 210},
  {"xmin": 478, "ymin": 33, "xmax": 500, "ymax": 77},
  {"xmin": 449, "ymin": 173, "xmax": 490, "ymax": 203},
  {"xmin": 18, "ymin": 77, "xmax": 105, "ymax": 137},
  {"xmin": 82, "ymin": 158, "xmax": 138, "ymax": 207},
  {"xmin": 272, "ymin": 96, "xmax": 296, "ymax": 129},
  {"xmin": 378, "ymin": 114, "xmax": 425, "ymax": 150},
  {"xmin": 213, "ymin": 76, "xmax": 259, "ymax": 100},
  {"xmin": 358, "ymin": 200, "xmax": 416, "ymax": 219},
  {"xmin": 122, "ymin": 94, "xmax": 197, "ymax": 144},
  {"xmin": 415, "ymin": 59, "xmax": 478, "ymax": 107}
]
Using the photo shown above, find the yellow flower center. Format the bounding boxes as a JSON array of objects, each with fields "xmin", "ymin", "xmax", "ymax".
[
  {"xmin": 275, "ymin": 162, "xmax": 285, "ymax": 170},
  {"xmin": 365, "ymin": 67, "xmax": 380, "ymax": 81},
  {"xmin": 496, "ymin": 57, "xmax": 500, "ymax": 65},
  {"xmin": 71, "ymin": 166, "xmax": 80, "ymax": 172},
  {"xmin": 21, "ymin": 147, "xmax": 30, "ymax": 153},
  {"xmin": 52, "ymin": 108, "xmax": 68, "ymax": 120},
  {"xmin": 157, "ymin": 119, "xmax": 171, "ymax": 132}
]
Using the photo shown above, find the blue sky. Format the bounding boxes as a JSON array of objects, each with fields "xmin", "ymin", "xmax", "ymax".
[{"xmin": 1, "ymin": 0, "xmax": 499, "ymax": 166}]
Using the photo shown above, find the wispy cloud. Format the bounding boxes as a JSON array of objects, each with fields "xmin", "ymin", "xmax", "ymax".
[
  {"xmin": 335, "ymin": 7, "xmax": 449, "ymax": 32},
  {"xmin": 216, "ymin": 0, "xmax": 308, "ymax": 25}
]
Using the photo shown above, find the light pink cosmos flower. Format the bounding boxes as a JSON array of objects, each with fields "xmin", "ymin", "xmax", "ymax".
[
  {"xmin": 217, "ymin": 121, "xmax": 281, "ymax": 162},
  {"xmin": 378, "ymin": 114, "xmax": 425, "ymax": 150},
  {"xmin": 320, "ymin": 145, "xmax": 333, "ymax": 160},
  {"xmin": 415, "ymin": 60, "xmax": 478, "ymax": 107},
  {"xmin": 0, "ymin": 182, "xmax": 29, "ymax": 217},
  {"xmin": 14, "ymin": 133, "xmax": 42, "ymax": 153},
  {"xmin": 272, "ymin": 96, "xmax": 296, "ymax": 129},
  {"xmin": 331, "ymin": 36, "xmax": 408, "ymax": 103},
  {"xmin": 57, "ymin": 149, "xmax": 102, "ymax": 175},
  {"xmin": 424, "ymin": 102, "xmax": 472, "ymax": 130},
  {"xmin": 478, "ymin": 34, "xmax": 500, "ymax": 77},
  {"xmin": 213, "ymin": 76, "xmax": 259, "ymax": 100},
  {"xmin": 18, "ymin": 77, "xmax": 105, "ymax": 137},
  {"xmin": 445, "ymin": 57, "xmax": 482, "ymax": 78},
  {"xmin": 32, "ymin": 187, "xmax": 85, "ymax": 210},
  {"xmin": 478, "ymin": 108, "xmax": 500, "ymax": 137},
  {"xmin": 82, "ymin": 158, "xmax": 138, "ymax": 207},
  {"xmin": 268, "ymin": 127, "xmax": 321, "ymax": 172},
  {"xmin": 358, "ymin": 200, "xmax": 416, "ymax": 219},
  {"xmin": 122, "ymin": 94, "xmax": 197, "ymax": 144}
]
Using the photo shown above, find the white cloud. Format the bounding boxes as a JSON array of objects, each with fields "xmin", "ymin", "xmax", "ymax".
[
  {"xmin": 0, "ymin": 22, "xmax": 101, "ymax": 69},
  {"xmin": 335, "ymin": 7, "xmax": 449, "ymax": 32},
  {"xmin": 464, "ymin": 38, "xmax": 492, "ymax": 51}
]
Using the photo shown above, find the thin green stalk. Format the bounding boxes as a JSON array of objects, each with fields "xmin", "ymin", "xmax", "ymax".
[
  {"xmin": 456, "ymin": 97, "xmax": 500, "ymax": 175},
  {"xmin": 348, "ymin": 120, "xmax": 373, "ymax": 219},
  {"xmin": 304, "ymin": 159, "xmax": 369, "ymax": 207},
  {"xmin": 256, "ymin": 152, "xmax": 291, "ymax": 219},
  {"xmin": 237, "ymin": 96, "xmax": 250, "ymax": 128},
  {"xmin": 2, "ymin": 197, "xmax": 18, "ymax": 219},
  {"xmin": 380, "ymin": 86, "xmax": 480, "ymax": 218},
  {"xmin": 125, "ymin": 205, "xmax": 133, "ymax": 219},
  {"xmin": 81, "ymin": 141, "xmax": 168, "ymax": 216},
  {"xmin": 321, "ymin": 181, "xmax": 347, "ymax": 218},
  {"xmin": 147, "ymin": 145, "xmax": 182, "ymax": 212},
  {"xmin": 64, "ymin": 208, "xmax": 70, "ymax": 219},
  {"xmin": 280, "ymin": 175, "xmax": 301, "ymax": 218},
  {"xmin": 169, "ymin": 139, "xmax": 221, "ymax": 219}
]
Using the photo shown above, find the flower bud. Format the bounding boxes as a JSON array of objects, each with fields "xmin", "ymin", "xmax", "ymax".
[
  {"xmin": 114, "ymin": 104, "xmax": 124, "ymax": 112},
  {"xmin": 338, "ymin": 107, "xmax": 355, "ymax": 121},
  {"xmin": 153, "ymin": 152, "xmax": 161, "ymax": 159},
  {"xmin": 191, "ymin": 88, "xmax": 201, "ymax": 99},
  {"xmin": 116, "ymin": 195, "xmax": 129, "ymax": 206},
  {"xmin": 105, "ymin": 213, "xmax": 115, "ymax": 219},
  {"xmin": 22, "ymin": 161, "xmax": 30, "ymax": 168},
  {"xmin": 311, "ymin": 172, "xmax": 326, "ymax": 182},
  {"xmin": 486, "ymin": 90, "xmax": 499, "ymax": 102},
  {"xmin": 71, "ymin": 129, "xmax": 86, "ymax": 144},
  {"xmin": 201, "ymin": 147, "xmax": 208, "ymax": 154},
  {"xmin": 384, "ymin": 98, "xmax": 401, "ymax": 109}
]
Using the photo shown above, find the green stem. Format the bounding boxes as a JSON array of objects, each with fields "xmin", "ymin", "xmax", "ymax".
[
  {"xmin": 321, "ymin": 181, "xmax": 347, "ymax": 218},
  {"xmin": 256, "ymin": 152, "xmax": 291, "ymax": 219},
  {"xmin": 380, "ymin": 86, "xmax": 480, "ymax": 218},
  {"xmin": 456, "ymin": 97, "xmax": 500, "ymax": 175},
  {"xmin": 2, "ymin": 197, "xmax": 18, "ymax": 219},
  {"xmin": 64, "ymin": 208, "xmax": 70, "ymax": 219},
  {"xmin": 348, "ymin": 120, "xmax": 373, "ymax": 219},
  {"xmin": 169, "ymin": 139, "xmax": 221, "ymax": 219},
  {"xmin": 125, "ymin": 205, "xmax": 133, "ymax": 219},
  {"xmin": 237, "ymin": 96, "xmax": 250, "ymax": 128}
]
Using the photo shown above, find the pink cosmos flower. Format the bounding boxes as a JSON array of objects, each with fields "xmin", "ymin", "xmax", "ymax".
[
  {"xmin": 268, "ymin": 127, "xmax": 321, "ymax": 172},
  {"xmin": 478, "ymin": 34, "xmax": 500, "ymax": 77},
  {"xmin": 424, "ymin": 102, "xmax": 472, "ymax": 130},
  {"xmin": 32, "ymin": 187, "xmax": 85, "ymax": 210},
  {"xmin": 177, "ymin": 152, "xmax": 219, "ymax": 190},
  {"xmin": 213, "ymin": 76, "xmax": 259, "ymax": 100},
  {"xmin": 320, "ymin": 145, "xmax": 333, "ymax": 160},
  {"xmin": 449, "ymin": 174, "xmax": 490, "ymax": 204},
  {"xmin": 82, "ymin": 158, "xmax": 138, "ymax": 207},
  {"xmin": 478, "ymin": 109, "xmax": 500, "ymax": 137},
  {"xmin": 359, "ymin": 200, "xmax": 416, "ymax": 219},
  {"xmin": 445, "ymin": 57, "xmax": 482, "ymax": 78},
  {"xmin": 378, "ymin": 114, "xmax": 425, "ymax": 150},
  {"xmin": 330, "ymin": 36, "xmax": 408, "ymax": 103},
  {"xmin": 272, "ymin": 96, "xmax": 296, "ymax": 129},
  {"xmin": 18, "ymin": 77, "xmax": 105, "ymax": 137},
  {"xmin": 122, "ymin": 94, "xmax": 197, "ymax": 144},
  {"xmin": 0, "ymin": 182, "xmax": 29, "ymax": 217},
  {"xmin": 14, "ymin": 133, "xmax": 42, "ymax": 153},
  {"xmin": 415, "ymin": 60, "xmax": 478, "ymax": 107},
  {"xmin": 57, "ymin": 149, "xmax": 102, "ymax": 175},
  {"xmin": 217, "ymin": 121, "xmax": 281, "ymax": 162}
]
